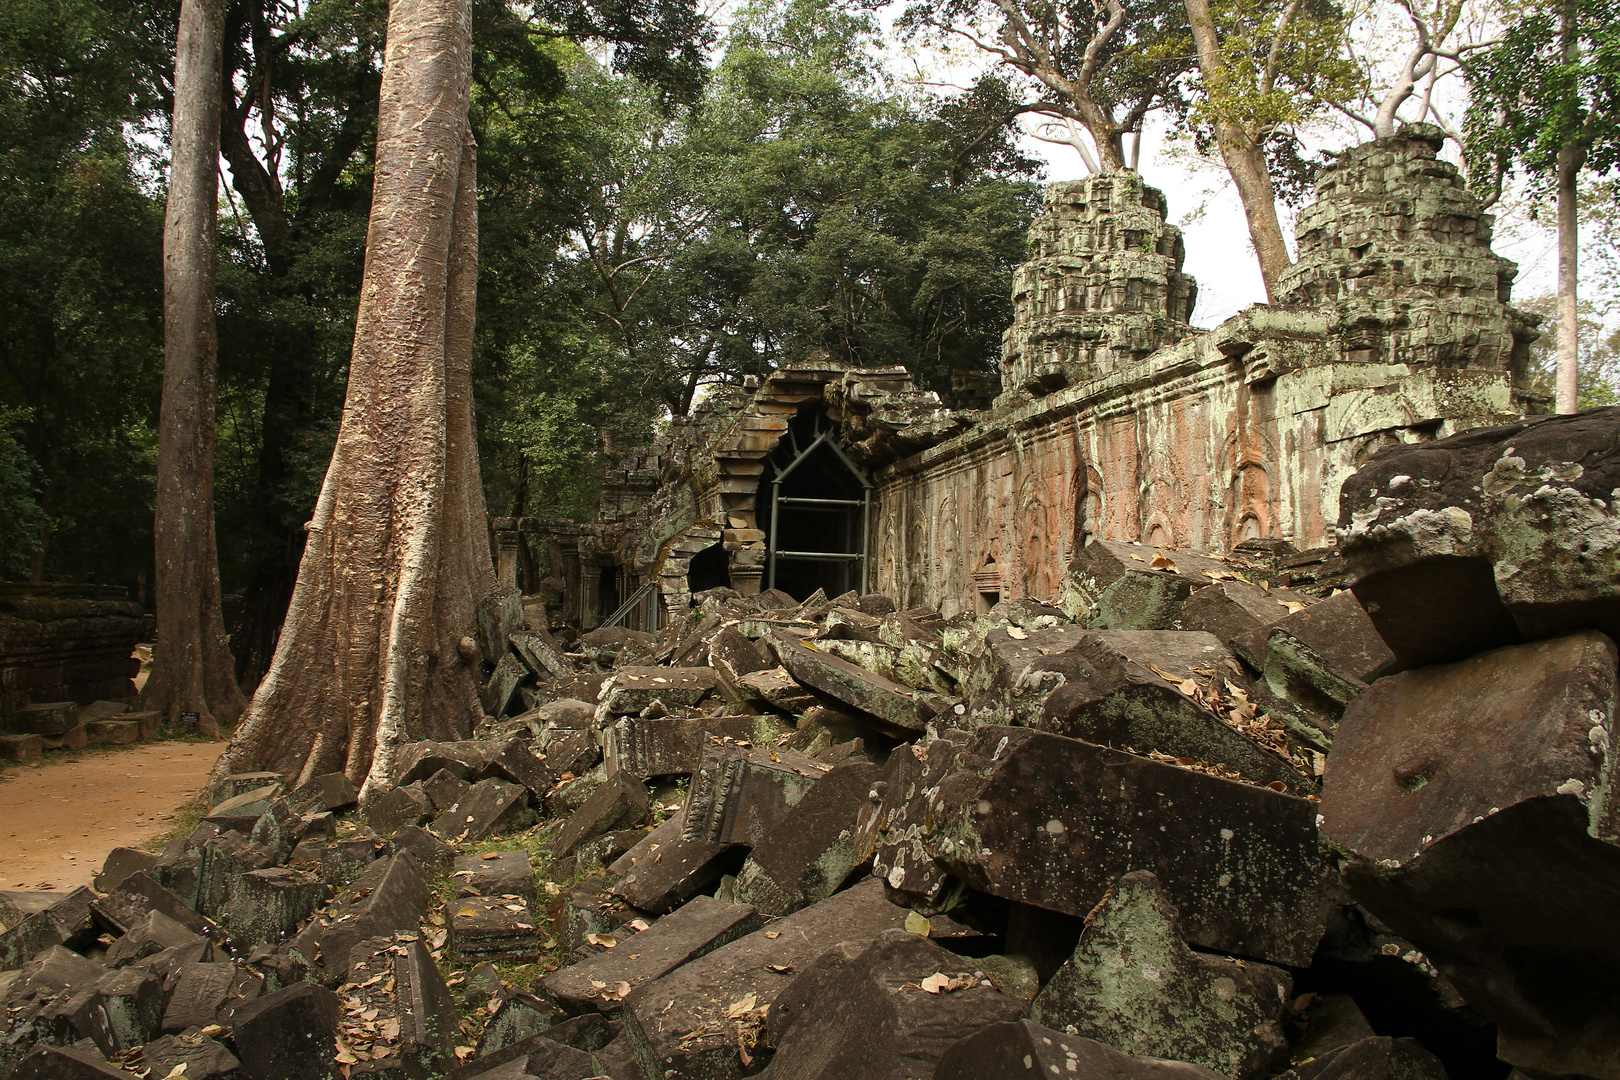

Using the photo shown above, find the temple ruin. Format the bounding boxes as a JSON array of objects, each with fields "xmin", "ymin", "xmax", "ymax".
[{"xmin": 500, "ymin": 124, "xmax": 1542, "ymax": 625}]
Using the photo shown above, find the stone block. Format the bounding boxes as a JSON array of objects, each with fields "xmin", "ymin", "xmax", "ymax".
[
  {"xmin": 0, "ymin": 887, "xmax": 95, "ymax": 970},
  {"xmin": 229, "ymin": 980, "xmax": 341, "ymax": 1080},
  {"xmin": 540, "ymin": 895, "xmax": 762, "ymax": 1014},
  {"xmin": 621, "ymin": 879, "xmax": 909, "ymax": 1080},
  {"xmin": 770, "ymin": 634, "xmax": 942, "ymax": 737},
  {"xmin": 141, "ymin": 1032, "xmax": 243, "ymax": 1080},
  {"xmin": 396, "ymin": 740, "xmax": 489, "ymax": 785},
  {"xmin": 924, "ymin": 727, "xmax": 1330, "ymax": 966},
  {"xmin": 732, "ymin": 754, "xmax": 880, "ymax": 916},
  {"xmin": 485, "ymin": 653, "xmax": 530, "ymax": 717},
  {"xmin": 84, "ymin": 719, "xmax": 138, "ymax": 746},
  {"xmin": 610, "ymin": 831, "xmax": 744, "ymax": 915},
  {"xmin": 103, "ymin": 910, "xmax": 201, "ymax": 967},
  {"xmin": 603, "ymin": 715, "xmax": 761, "ymax": 781},
  {"xmin": 12, "ymin": 1045, "xmax": 136, "ymax": 1079},
  {"xmin": 204, "ymin": 785, "xmax": 281, "ymax": 832},
  {"xmin": 935, "ymin": 1020, "xmax": 1226, "ymax": 1079},
  {"xmin": 482, "ymin": 737, "xmax": 556, "ymax": 799},
  {"xmin": 429, "ymin": 778, "xmax": 533, "ymax": 843},
  {"xmin": 765, "ymin": 930, "xmax": 1027, "ymax": 1079},
  {"xmin": 708, "ymin": 627, "xmax": 773, "ymax": 703},
  {"xmin": 366, "ymin": 783, "xmax": 433, "ymax": 836},
  {"xmin": 287, "ymin": 772, "xmax": 359, "ymax": 814},
  {"xmin": 7, "ymin": 702, "xmax": 77, "ymax": 736},
  {"xmin": 733, "ymin": 666, "xmax": 818, "ymax": 712},
  {"xmin": 423, "ymin": 767, "xmax": 473, "ymax": 811},
  {"xmin": 210, "ymin": 772, "xmax": 284, "ymax": 805},
  {"xmin": 193, "ymin": 832, "xmax": 274, "ymax": 922},
  {"xmin": 1278, "ymin": 1036, "xmax": 1447, "ymax": 1080},
  {"xmin": 600, "ymin": 667, "xmax": 717, "ymax": 714},
  {"xmin": 37, "ymin": 966, "xmax": 164, "ymax": 1056},
  {"xmin": 1062, "ymin": 541, "xmax": 1240, "ymax": 629},
  {"xmin": 448, "ymin": 895, "xmax": 540, "ymax": 963},
  {"xmin": 1230, "ymin": 590, "xmax": 1392, "ymax": 684},
  {"xmin": 450, "ymin": 1035, "xmax": 604, "ymax": 1079},
  {"xmin": 1032, "ymin": 630, "xmax": 1312, "ymax": 792},
  {"xmin": 161, "ymin": 961, "xmax": 265, "ymax": 1034},
  {"xmin": 123, "ymin": 711, "xmax": 162, "ymax": 740},
  {"xmin": 453, "ymin": 850, "xmax": 535, "ymax": 904},
  {"xmin": 1338, "ymin": 409, "xmax": 1620, "ymax": 669},
  {"xmin": 542, "ymin": 730, "xmax": 600, "ymax": 780},
  {"xmin": 0, "ymin": 735, "xmax": 41, "ymax": 761},
  {"xmin": 1321, "ymin": 629, "xmax": 1620, "ymax": 1079},
  {"xmin": 92, "ymin": 872, "xmax": 214, "ymax": 939},
  {"xmin": 682, "ymin": 742, "xmax": 827, "ymax": 846},
  {"xmin": 607, "ymin": 814, "xmax": 681, "ymax": 878},
  {"xmin": 388, "ymin": 825, "xmax": 455, "ymax": 872},
  {"xmin": 40, "ymin": 724, "xmax": 87, "ymax": 751},
  {"xmin": 860, "ymin": 730, "xmax": 975, "ymax": 915},
  {"xmin": 225, "ymin": 868, "xmax": 324, "ymax": 949},
  {"xmin": 93, "ymin": 848, "xmax": 160, "ymax": 894},
  {"xmin": 510, "ymin": 628, "xmax": 572, "ymax": 681},
  {"xmin": 343, "ymin": 936, "xmax": 460, "ymax": 1073},
  {"xmin": 288, "ymin": 853, "xmax": 431, "ymax": 985},
  {"xmin": 1032, "ymin": 872, "xmax": 1292, "ymax": 1080},
  {"xmin": 553, "ymin": 774, "xmax": 650, "ymax": 857},
  {"xmin": 472, "ymin": 993, "xmax": 571, "ymax": 1056},
  {"xmin": 1176, "ymin": 578, "xmax": 1300, "ymax": 647}
]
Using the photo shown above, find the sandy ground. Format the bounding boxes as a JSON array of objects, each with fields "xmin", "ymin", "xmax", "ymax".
[{"xmin": 0, "ymin": 740, "xmax": 228, "ymax": 891}]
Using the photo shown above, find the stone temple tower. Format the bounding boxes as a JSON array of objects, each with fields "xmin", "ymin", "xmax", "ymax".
[
  {"xmin": 1276, "ymin": 123, "xmax": 1539, "ymax": 380},
  {"xmin": 999, "ymin": 172, "xmax": 1198, "ymax": 400}
]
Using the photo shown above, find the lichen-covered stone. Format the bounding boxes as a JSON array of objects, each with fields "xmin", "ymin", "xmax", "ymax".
[{"xmin": 1031, "ymin": 872, "xmax": 1291, "ymax": 1080}]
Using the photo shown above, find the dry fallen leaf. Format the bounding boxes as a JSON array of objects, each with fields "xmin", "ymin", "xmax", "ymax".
[
  {"xmin": 919, "ymin": 972, "xmax": 950, "ymax": 994},
  {"xmin": 628, "ymin": 918, "xmax": 651, "ymax": 932},
  {"xmin": 726, "ymin": 993, "xmax": 758, "ymax": 1018},
  {"xmin": 455, "ymin": 908, "xmax": 478, "ymax": 919},
  {"xmin": 1006, "ymin": 626, "xmax": 1028, "ymax": 640},
  {"xmin": 904, "ymin": 911, "xmax": 931, "ymax": 936},
  {"xmin": 454, "ymin": 1046, "xmax": 476, "ymax": 1060},
  {"xmin": 764, "ymin": 930, "xmax": 780, "ymax": 939},
  {"xmin": 1149, "ymin": 551, "xmax": 1178, "ymax": 573},
  {"xmin": 481, "ymin": 853, "xmax": 501, "ymax": 860},
  {"xmin": 586, "ymin": 933, "xmax": 617, "ymax": 948}
]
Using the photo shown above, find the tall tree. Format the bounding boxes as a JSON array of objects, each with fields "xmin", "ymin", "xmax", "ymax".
[
  {"xmin": 897, "ymin": 0, "xmax": 1194, "ymax": 173},
  {"xmin": 145, "ymin": 0, "xmax": 247, "ymax": 732},
  {"xmin": 1466, "ymin": 0, "xmax": 1620, "ymax": 414},
  {"xmin": 218, "ymin": 0, "xmax": 494, "ymax": 795},
  {"xmin": 1181, "ymin": 0, "xmax": 1359, "ymax": 298}
]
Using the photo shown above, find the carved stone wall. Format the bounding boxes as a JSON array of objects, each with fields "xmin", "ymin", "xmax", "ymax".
[
  {"xmin": 0, "ymin": 584, "xmax": 150, "ymax": 722},
  {"xmin": 871, "ymin": 127, "xmax": 1542, "ymax": 616}
]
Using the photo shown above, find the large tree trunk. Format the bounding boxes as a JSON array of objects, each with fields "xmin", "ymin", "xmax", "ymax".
[
  {"xmin": 144, "ymin": 0, "xmax": 248, "ymax": 734},
  {"xmin": 1184, "ymin": 0, "xmax": 1294, "ymax": 301},
  {"xmin": 216, "ymin": 0, "xmax": 493, "ymax": 798}
]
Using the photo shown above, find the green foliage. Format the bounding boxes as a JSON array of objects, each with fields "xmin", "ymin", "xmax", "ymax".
[
  {"xmin": 0, "ymin": 408, "xmax": 45, "ymax": 576},
  {"xmin": 1464, "ymin": 0, "xmax": 1620, "ymax": 197},
  {"xmin": 0, "ymin": 0, "xmax": 170, "ymax": 588},
  {"xmin": 1518, "ymin": 293, "xmax": 1620, "ymax": 409}
]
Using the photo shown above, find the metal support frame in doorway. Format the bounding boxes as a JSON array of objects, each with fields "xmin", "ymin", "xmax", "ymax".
[{"xmin": 765, "ymin": 415, "xmax": 872, "ymax": 595}]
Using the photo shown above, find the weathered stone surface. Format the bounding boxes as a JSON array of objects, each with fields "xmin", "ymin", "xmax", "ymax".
[
  {"xmin": 230, "ymin": 980, "xmax": 341, "ymax": 1080},
  {"xmin": 603, "ymin": 715, "xmax": 761, "ymax": 782},
  {"xmin": 287, "ymin": 773, "xmax": 359, "ymax": 814},
  {"xmin": 225, "ymin": 868, "xmax": 324, "ymax": 949},
  {"xmin": 210, "ymin": 772, "xmax": 285, "ymax": 805},
  {"xmin": 94, "ymin": 848, "xmax": 162, "ymax": 894},
  {"xmin": 141, "ymin": 1032, "xmax": 243, "ymax": 1080},
  {"xmin": 161, "ymin": 961, "xmax": 265, "ymax": 1033},
  {"xmin": 1032, "ymin": 872, "xmax": 1292, "ymax": 1080},
  {"xmin": 770, "ymin": 635, "xmax": 941, "ymax": 737},
  {"xmin": 397, "ymin": 740, "xmax": 490, "ymax": 785},
  {"xmin": 765, "ymin": 929, "xmax": 1026, "ymax": 1079},
  {"xmin": 1062, "ymin": 542, "xmax": 1240, "ymax": 629},
  {"xmin": 472, "ymin": 993, "xmax": 571, "ymax": 1057},
  {"xmin": 450, "ymin": 1035, "xmax": 604, "ymax": 1080},
  {"xmin": 1321, "ymin": 629, "xmax": 1620, "ymax": 1079},
  {"xmin": 0, "ymin": 735, "xmax": 42, "ymax": 761},
  {"xmin": 193, "ymin": 833, "xmax": 275, "ymax": 923},
  {"xmin": 103, "ymin": 910, "xmax": 201, "ymax": 967},
  {"xmin": 93, "ymin": 873, "xmax": 214, "ymax": 939},
  {"xmin": 483, "ymin": 738, "xmax": 557, "ymax": 799},
  {"xmin": 388, "ymin": 824, "xmax": 455, "ymax": 872},
  {"xmin": 430, "ymin": 778, "xmax": 533, "ymax": 843},
  {"xmin": 7, "ymin": 701, "xmax": 77, "ymax": 735},
  {"xmin": 924, "ymin": 727, "xmax": 1330, "ymax": 966},
  {"xmin": 1338, "ymin": 408, "xmax": 1620, "ymax": 668},
  {"xmin": 367, "ymin": 784, "xmax": 433, "ymax": 837},
  {"xmin": 611, "ymin": 831, "xmax": 743, "ymax": 915},
  {"xmin": 1025, "ymin": 630, "xmax": 1311, "ymax": 792},
  {"xmin": 542, "ymin": 895, "xmax": 761, "ymax": 1015},
  {"xmin": 733, "ymin": 667, "xmax": 817, "ymax": 712},
  {"xmin": 343, "ymin": 936, "xmax": 460, "ymax": 1073},
  {"xmin": 1230, "ymin": 591, "xmax": 1391, "ymax": 685},
  {"xmin": 289, "ymin": 854, "xmax": 431, "ymax": 983},
  {"xmin": 1277, "ymin": 1036, "xmax": 1447, "ymax": 1080},
  {"xmin": 708, "ymin": 627, "xmax": 773, "ymax": 703},
  {"xmin": 621, "ymin": 879, "xmax": 909, "ymax": 1080},
  {"xmin": 600, "ymin": 668, "xmax": 716, "ymax": 715},
  {"xmin": 682, "ymin": 742, "xmax": 827, "ymax": 846},
  {"xmin": 486, "ymin": 653, "xmax": 530, "ymax": 716},
  {"xmin": 38, "ymin": 966, "xmax": 164, "ymax": 1055},
  {"xmin": 84, "ymin": 719, "xmax": 139, "ymax": 745},
  {"xmin": 453, "ymin": 850, "xmax": 535, "ymax": 904},
  {"xmin": 449, "ymin": 895, "xmax": 540, "ymax": 963},
  {"xmin": 934, "ymin": 1020, "xmax": 1226, "ymax": 1080},
  {"xmin": 204, "ymin": 785, "xmax": 282, "ymax": 831},
  {"xmin": 12, "ymin": 1044, "xmax": 136, "ymax": 1079},
  {"xmin": 424, "ymin": 768, "xmax": 473, "ymax": 812},
  {"xmin": 1176, "ymin": 578, "xmax": 1298, "ymax": 646},
  {"xmin": 732, "ymin": 754, "xmax": 879, "ymax": 916},
  {"xmin": 511, "ymin": 628, "xmax": 572, "ymax": 680},
  {"xmin": 553, "ymin": 774, "xmax": 650, "ymax": 857}
]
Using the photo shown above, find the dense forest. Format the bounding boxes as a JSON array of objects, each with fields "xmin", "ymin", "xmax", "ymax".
[{"xmin": 2, "ymin": 0, "xmax": 1617, "ymax": 688}]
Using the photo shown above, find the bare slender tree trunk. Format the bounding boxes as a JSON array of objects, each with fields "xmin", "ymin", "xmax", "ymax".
[
  {"xmin": 1556, "ymin": 144, "xmax": 1583, "ymax": 413},
  {"xmin": 1184, "ymin": 0, "xmax": 1294, "ymax": 301},
  {"xmin": 216, "ymin": 0, "xmax": 493, "ymax": 798},
  {"xmin": 144, "ymin": 0, "xmax": 247, "ymax": 734}
]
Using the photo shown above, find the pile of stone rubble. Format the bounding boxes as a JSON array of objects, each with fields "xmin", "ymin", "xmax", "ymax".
[{"xmin": 0, "ymin": 409, "xmax": 1616, "ymax": 1080}]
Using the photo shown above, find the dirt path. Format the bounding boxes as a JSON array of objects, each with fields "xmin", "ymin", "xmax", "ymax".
[{"xmin": 0, "ymin": 740, "xmax": 228, "ymax": 891}]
